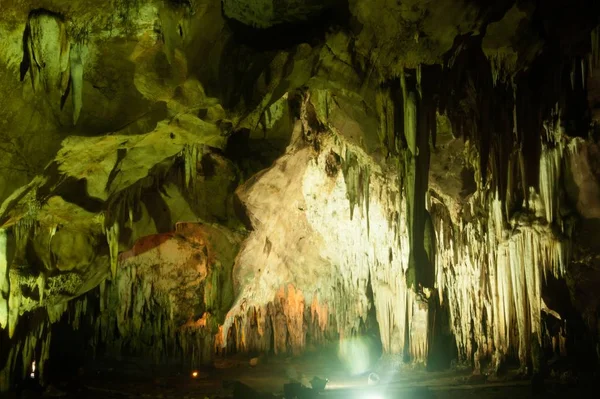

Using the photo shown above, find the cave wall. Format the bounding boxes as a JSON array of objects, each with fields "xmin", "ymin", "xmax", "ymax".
[{"xmin": 0, "ymin": 0, "xmax": 599, "ymax": 391}]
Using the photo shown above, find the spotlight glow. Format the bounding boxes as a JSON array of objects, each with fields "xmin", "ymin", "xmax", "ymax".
[
  {"xmin": 338, "ymin": 336, "xmax": 380, "ymax": 375},
  {"xmin": 191, "ymin": 371, "xmax": 198, "ymax": 378}
]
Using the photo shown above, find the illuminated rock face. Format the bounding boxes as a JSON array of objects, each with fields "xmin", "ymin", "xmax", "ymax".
[
  {"xmin": 223, "ymin": 131, "xmax": 431, "ymax": 366},
  {"xmin": 96, "ymin": 222, "xmax": 241, "ymax": 367},
  {"xmin": 0, "ymin": 0, "xmax": 600, "ymax": 392},
  {"xmin": 226, "ymin": 136, "xmax": 393, "ymax": 351},
  {"xmin": 220, "ymin": 114, "xmax": 582, "ymax": 375}
]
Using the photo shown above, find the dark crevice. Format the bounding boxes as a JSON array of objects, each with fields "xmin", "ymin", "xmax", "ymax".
[
  {"xmin": 52, "ymin": 178, "xmax": 105, "ymax": 213},
  {"xmin": 222, "ymin": 0, "xmax": 350, "ymax": 51}
]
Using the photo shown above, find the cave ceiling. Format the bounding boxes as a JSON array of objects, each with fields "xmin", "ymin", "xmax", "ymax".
[{"xmin": 0, "ymin": 0, "xmax": 600, "ymax": 391}]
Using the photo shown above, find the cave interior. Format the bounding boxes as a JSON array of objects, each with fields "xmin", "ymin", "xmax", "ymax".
[{"xmin": 1, "ymin": 0, "xmax": 600, "ymax": 398}]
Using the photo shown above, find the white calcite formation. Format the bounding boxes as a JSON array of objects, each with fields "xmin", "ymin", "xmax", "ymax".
[
  {"xmin": 220, "ymin": 97, "xmax": 583, "ymax": 376},
  {"xmin": 221, "ymin": 128, "xmax": 429, "ymax": 364}
]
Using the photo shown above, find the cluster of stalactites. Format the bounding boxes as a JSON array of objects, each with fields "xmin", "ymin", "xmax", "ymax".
[
  {"xmin": 99, "ymin": 142, "xmax": 204, "ymax": 281},
  {"xmin": 420, "ymin": 39, "xmax": 584, "ymax": 371},
  {"xmin": 434, "ymin": 157, "xmax": 571, "ymax": 372},
  {"xmin": 223, "ymin": 285, "xmax": 320, "ymax": 356},
  {"xmin": 0, "ymin": 323, "xmax": 52, "ymax": 392},
  {"xmin": 374, "ymin": 68, "xmax": 437, "ymax": 291},
  {"xmin": 0, "ymin": 293, "xmax": 81, "ymax": 392},
  {"xmin": 309, "ymin": 137, "xmax": 430, "ymax": 364},
  {"xmin": 93, "ymin": 250, "xmax": 221, "ymax": 369},
  {"xmin": 95, "ymin": 267, "xmax": 178, "ymax": 364},
  {"xmin": 221, "ymin": 283, "xmax": 430, "ymax": 364},
  {"xmin": 1, "ymin": 218, "xmax": 45, "ymax": 339},
  {"xmin": 21, "ymin": 9, "xmax": 87, "ymax": 124}
]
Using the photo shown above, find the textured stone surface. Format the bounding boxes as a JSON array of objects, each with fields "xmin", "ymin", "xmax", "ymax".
[{"xmin": 0, "ymin": 0, "xmax": 600, "ymax": 393}]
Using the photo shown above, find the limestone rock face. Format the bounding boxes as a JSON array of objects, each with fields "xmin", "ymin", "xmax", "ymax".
[
  {"xmin": 1, "ymin": 0, "xmax": 600, "ymax": 392},
  {"xmin": 97, "ymin": 222, "xmax": 241, "ymax": 365}
]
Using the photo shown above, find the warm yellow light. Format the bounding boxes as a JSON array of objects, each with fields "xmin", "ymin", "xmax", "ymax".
[{"xmin": 191, "ymin": 371, "xmax": 199, "ymax": 378}]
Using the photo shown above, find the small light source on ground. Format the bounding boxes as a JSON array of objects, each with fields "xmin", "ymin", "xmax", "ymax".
[
  {"xmin": 367, "ymin": 372, "xmax": 380, "ymax": 385},
  {"xmin": 191, "ymin": 371, "xmax": 199, "ymax": 378},
  {"xmin": 30, "ymin": 361, "xmax": 36, "ymax": 379}
]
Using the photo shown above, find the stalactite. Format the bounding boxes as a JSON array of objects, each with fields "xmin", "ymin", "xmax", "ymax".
[
  {"xmin": 14, "ymin": 219, "xmax": 33, "ymax": 256},
  {"xmin": 38, "ymin": 331, "xmax": 51, "ymax": 383},
  {"xmin": 184, "ymin": 144, "xmax": 199, "ymax": 190},
  {"xmin": 2, "ymin": 16, "xmax": 597, "ymax": 389},
  {"xmin": 592, "ymin": 26, "xmax": 600, "ymax": 72},
  {"xmin": 375, "ymin": 87, "xmax": 398, "ymax": 154},
  {"xmin": 37, "ymin": 274, "xmax": 45, "ymax": 302},
  {"xmin": 539, "ymin": 105, "xmax": 564, "ymax": 226},
  {"xmin": 404, "ymin": 90, "xmax": 418, "ymax": 156},
  {"xmin": 7, "ymin": 271, "xmax": 22, "ymax": 339},
  {"xmin": 571, "ymin": 58, "xmax": 576, "ymax": 91},
  {"xmin": 69, "ymin": 42, "xmax": 86, "ymax": 124},
  {"xmin": 538, "ymin": 147, "xmax": 562, "ymax": 225},
  {"xmin": 47, "ymin": 302, "xmax": 68, "ymax": 324},
  {"xmin": 104, "ymin": 221, "xmax": 120, "ymax": 279},
  {"xmin": 23, "ymin": 10, "xmax": 70, "ymax": 100},
  {"xmin": 0, "ymin": 229, "xmax": 10, "ymax": 330},
  {"xmin": 402, "ymin": 67, "xmax": 434, "ymax": 291},
  {"xmin": 341, "ymin": 146, "xmax": 371, "ymax": 229}
]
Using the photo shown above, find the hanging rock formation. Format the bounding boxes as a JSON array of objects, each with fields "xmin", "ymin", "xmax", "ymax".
[{"xmin": 21, "ymin": 9, "xmax": 70, "ymax": 99}]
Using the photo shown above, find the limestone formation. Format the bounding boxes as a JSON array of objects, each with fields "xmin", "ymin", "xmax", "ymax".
[{"xmin": 0, "ymin": 0, "xmax": 599, "ymax": 393}]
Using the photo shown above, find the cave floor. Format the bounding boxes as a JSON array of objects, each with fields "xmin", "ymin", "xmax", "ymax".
[{"xmin": 15, "ymin": 350, "xmax": 589, "ymax": 399}]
